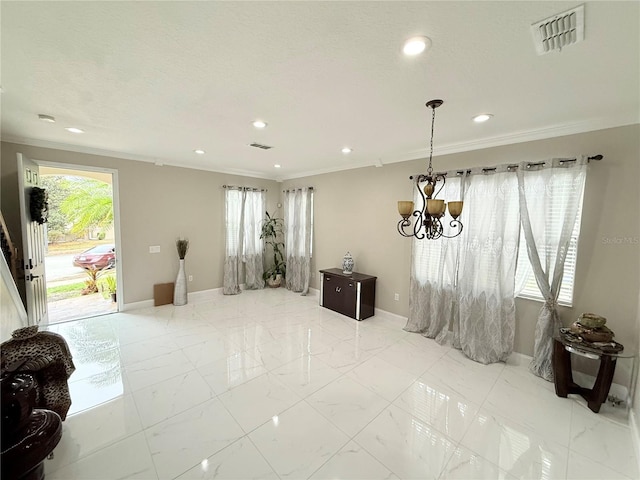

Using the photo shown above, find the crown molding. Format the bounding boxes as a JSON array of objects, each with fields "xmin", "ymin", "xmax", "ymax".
[
  {"xmin": 0, "ymin": 135, "xmax": 278, "ymax": 181},
  {"xmin": 4, "ymin": 115, "xmax": 638, "ymax": 183},
  {"xmin": 384, "ymin": 116, "xmax": 639, "ymax": 166}
]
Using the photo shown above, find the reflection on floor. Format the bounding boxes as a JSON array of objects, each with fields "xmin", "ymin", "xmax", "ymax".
[
  {"xmin": 48, "ymin": 293, "xmax": 117, "ymax": 325},
  {"xmin": 42, "ymin": 289, "xmax": 638, "ymax": 479}
]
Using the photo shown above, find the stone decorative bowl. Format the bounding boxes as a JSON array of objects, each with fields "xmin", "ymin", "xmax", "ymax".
[
  {"xmin": 571, "ymin": 321, "xmax": 614, "ymax": 343},
  {"xmin": 577, "ymin": 313, "xmax": 607, "ymax": 329}
]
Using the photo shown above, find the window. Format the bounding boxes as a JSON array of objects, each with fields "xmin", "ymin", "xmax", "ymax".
[
  {"xmin": 284, "ymin": 188, "xmax": 314, "ymax": 257},
  {"xmin": 224, "ymin": 188, "xmax": 265, "ymax": 258},
  {"xmin": 515, "ymin": 167, "xmax": 586, "ymax": 306}
]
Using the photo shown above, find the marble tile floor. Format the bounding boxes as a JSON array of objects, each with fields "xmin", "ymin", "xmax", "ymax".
[
  {"xmin": 48, "ymin": 292, "xmax": 118, "ymax": 324},
  {"xmin": 42, "ymin": 288, "xmax": 639, "ymax": 480}
]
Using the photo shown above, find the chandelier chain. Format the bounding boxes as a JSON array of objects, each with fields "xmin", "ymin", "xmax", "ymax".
[{"xmin": 427, "ymin": 104, "xmax": 436, "ymax": 176}]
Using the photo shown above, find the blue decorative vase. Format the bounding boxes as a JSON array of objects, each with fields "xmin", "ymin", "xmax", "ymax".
[{"xmin": 342, "ymin": 252, "xmax": 354, "ymax": 275}]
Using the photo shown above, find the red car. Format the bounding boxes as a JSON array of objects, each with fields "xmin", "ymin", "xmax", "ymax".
[{"xmin": 72, "ymin": 244, "xmax": 116, "ymax": 270}]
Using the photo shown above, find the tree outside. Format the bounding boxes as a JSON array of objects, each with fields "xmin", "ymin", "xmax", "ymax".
[
  {"xmin": 41, "ymin": 176, "xmax": 74, "ymax": 243},
  {"xmin": 60, "ymin": 178, "xmax": 113, "ymax": 239}
]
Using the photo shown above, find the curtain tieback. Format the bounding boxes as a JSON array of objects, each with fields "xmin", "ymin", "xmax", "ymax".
[{"xmin": 544, "ymin": 298, "xmax": 558, "ymax": 310}]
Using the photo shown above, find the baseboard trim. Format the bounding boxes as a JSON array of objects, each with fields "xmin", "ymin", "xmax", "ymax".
[
  {"xmin": 121, "ymin": 287, "xmax": 224, "ymax": 311},
  {"xmin": 372, "ymin": 308, "xmax": 408, "ymax": 328},
  {"xmin": 188, "ymin": 288, "xmax": 223, "ymax": 302},
  {"xmin": 121, "ymin": 299, "xmax": 154, "ymax": 311}
]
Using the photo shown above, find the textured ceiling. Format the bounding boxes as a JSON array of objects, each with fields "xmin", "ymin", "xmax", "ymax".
[{"xmin": 2, "ymin": 1, "xmax": 638, "ymax": 180}]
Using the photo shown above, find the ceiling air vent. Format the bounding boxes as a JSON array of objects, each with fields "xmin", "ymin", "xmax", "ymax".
[
  {"xmin": 248, "ymin": 142, "xmax": 273, "ymax": 150},
  {"xmin": 531, "ymin": 4, "xmax": 584, "ymax": 55}
]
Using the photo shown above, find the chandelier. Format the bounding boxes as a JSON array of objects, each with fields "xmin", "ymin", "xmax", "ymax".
[{"xmin": 397, "ymin": 99, "xmax": 464, "ymax": 240}]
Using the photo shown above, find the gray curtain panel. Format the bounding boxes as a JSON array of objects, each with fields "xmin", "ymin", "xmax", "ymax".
[
  {"xmin": 517, "ymin": 157, "xmax": 587, "ymax": 380},
  {"xmin": 223, "ymin": 188, "xmax": 265, "ymax": 294},
  {"xmin": 284, "ymin": 187, "xmax": 313, "ymax": 295}
]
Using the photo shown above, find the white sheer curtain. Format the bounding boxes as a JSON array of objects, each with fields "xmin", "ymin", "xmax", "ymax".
[
  {"xmin": 405, "ymin": 176, "xmax": 463, "ymax": 344},
  {"xmin": 406, "ymin": 168, "xmax": 520, "ymax": 364},
  {"xmin": 456, "ymin": 168, "xmax": 520, "ymax": 364},
  {"xmin": 223, "ymin": 188, "xmax": 265, "ymax": 295},
  {"xmin": 284, "ymin": 188, "xmax": 313, "ymax": 295},
  {"xmin": 243, "ymin": 190, "xmax": 265, "ymax": 290},
  {"xmin": 223, "ymin": 189, "xmax": 243, "ymax": 295},
  {"xmin": 516, "ymin": 158, "xmax": 587, "ymax": 380}
]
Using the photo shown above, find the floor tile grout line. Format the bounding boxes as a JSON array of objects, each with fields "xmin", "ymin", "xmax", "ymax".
[{"xmin": 246, "ymin": 435, "xmax": 284, "ymax": 480}]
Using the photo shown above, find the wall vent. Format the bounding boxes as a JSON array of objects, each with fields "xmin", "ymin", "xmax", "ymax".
[
  {"xmin": 248, "ymin": 142, "xmax": 273, "ymax": 150},
  {"xmin": 531, "ymin": 4, "xmax": 584, "ymax": 55}
]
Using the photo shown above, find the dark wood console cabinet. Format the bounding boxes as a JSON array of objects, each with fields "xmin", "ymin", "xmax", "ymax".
[{"xmin": 319, "ymin": 268, "xmax": 376, "ymax": 320}]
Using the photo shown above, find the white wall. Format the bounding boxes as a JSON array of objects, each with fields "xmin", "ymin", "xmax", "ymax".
[
  {"xmin": 1, "ymin": 142, "xmax": 281, "ymax": 305},
  {"xmin": 283, "ymin": 125, "xmax": 640, "ymax": 368}
]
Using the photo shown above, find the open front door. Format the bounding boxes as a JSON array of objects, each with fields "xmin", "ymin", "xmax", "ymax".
[{"xmin": 17, "ymin": 153, "xmax": 48, "ymax": 325}]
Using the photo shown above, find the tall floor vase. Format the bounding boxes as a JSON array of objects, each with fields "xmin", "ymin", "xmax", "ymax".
[{"xmin": 174, "ymin": 259, "xmax": 188, "ymax": 306}]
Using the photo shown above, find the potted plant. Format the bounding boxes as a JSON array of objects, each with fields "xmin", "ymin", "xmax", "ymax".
[
  {"xmin": 100, "ymin": 274, "xmax": 117, "ymax": 302},
  {"xmin": 260, "ymin": 211, "xmax": 286, "ymax": 288}
]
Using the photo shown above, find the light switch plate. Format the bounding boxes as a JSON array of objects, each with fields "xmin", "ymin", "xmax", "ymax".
[{"xmin": 149, "ymin": 245, "xmax": 161, "ymax": 253}]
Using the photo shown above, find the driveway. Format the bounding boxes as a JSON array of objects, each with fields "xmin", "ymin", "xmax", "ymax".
[{"xmin": 45, "ymin": 254, "xmax": 86, "ymax": 283}]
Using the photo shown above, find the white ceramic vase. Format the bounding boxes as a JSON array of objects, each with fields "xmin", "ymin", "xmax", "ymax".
[
  {"xmin": 342, "ymin": 252, "xmax": 354, "ymax": 275},
  {"xmin": 174, "ymin": 258, "xmax": 188, "ymax": 305}
]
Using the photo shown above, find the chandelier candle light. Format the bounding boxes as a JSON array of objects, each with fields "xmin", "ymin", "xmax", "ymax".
[{"xmin": 397, "ymin": 99, "xmax": 464, "ymax": 240}]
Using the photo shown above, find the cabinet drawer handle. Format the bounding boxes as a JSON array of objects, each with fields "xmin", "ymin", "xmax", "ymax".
[{"xmin": 336, "ymin": 287, "xmax": 341, "ymax": 293}]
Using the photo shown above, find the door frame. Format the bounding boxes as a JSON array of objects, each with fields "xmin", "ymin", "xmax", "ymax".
[{"xmin": 36, "ymin": 160, "xmax": 123, "ymax": 313}]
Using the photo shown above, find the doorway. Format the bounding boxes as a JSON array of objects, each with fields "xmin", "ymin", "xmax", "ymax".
[{"xmin": 39, "ymin": 164, "xmax": 121, "ymax": 324}]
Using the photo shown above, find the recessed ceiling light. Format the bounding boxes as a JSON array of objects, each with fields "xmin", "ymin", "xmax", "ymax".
[
  {"xmin": 473, "ymin": 114, "xmax": 493, "ymax": 123},
  {"xmin": 341, "ymin": 147, "xmax": 352, "ymax": 154},
  {"xmin": 274, "ymin": 164, "xmax": 281, "ymax": 168},
  {"xmin": 403, "ymin": 36, "xmax": 431, "ymax": 56},
  {"xmin": 38, "ymin": 114, "xmax": 56, "ymax": 123},
  {"xmin": 65, "ymin": 127, "xmax": 84, "ymax": 133},
  {"xmin": 194, "ymin": 149, "xmax": 205, "ymax": 155},
  {"xmin": 253, "ymin": 120, "xmax": 267, "ymax": 129}
]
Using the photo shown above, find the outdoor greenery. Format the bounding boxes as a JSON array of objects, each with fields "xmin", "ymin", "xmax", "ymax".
[
  {"xmin": 61, "ymin": 178, "xmax": 113, "ymax": 236},
  {"xmin": 41, "ymin": 176, "xmax": 74, "ymax": 242},
  {"xmin": 41, "ymin": 176, "xmax": 114, "ymax": 242},
  {"xmin": 82, "ymin": 266, "xmax": 106, "ymax": 295},
  {"xmin": 260, "ymin": 211, "xmax": 286, "ymax": 282},
  {"xmin": 47, "ymin": 281, "xmax": 85, "ymax": 302},
  {"xmin": 99, "ymin": 274, "xmax": 117, "ymax": 300}
]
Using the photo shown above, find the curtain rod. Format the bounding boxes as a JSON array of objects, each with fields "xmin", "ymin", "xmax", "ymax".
[
  {"xmin": 222, "ymin": 185, "xmax": 267, "ymax": 192},
  {"xmin": 282, "ymin": 187, "xmax": 314, "ymax": 193},
  {"xmin": 410, "ymin": 154, "xmax": 603, "ymax": 180}
]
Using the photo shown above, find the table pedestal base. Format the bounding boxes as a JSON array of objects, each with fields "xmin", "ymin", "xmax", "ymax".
[{"xmin": 552, "ymin": 339, "xmax": 616, "ymax": 413}]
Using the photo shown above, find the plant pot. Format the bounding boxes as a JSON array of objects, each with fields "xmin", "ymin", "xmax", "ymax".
[
  {"xmin": 266, "ymin": 274, "xmax": 282, "ymax": 288},
  {"xmin": 110, "ymin": 293, "xmax": 117, "ymax": 303}
]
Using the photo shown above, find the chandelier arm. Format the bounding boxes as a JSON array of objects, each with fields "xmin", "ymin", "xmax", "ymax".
[
  {"xmin": 439, "ymin": 220, "xmax": 464, "ymax": 239},
  {"xmin": 397, "ymin": 219, "xmax": 414, "ymax": 237},
  {"xmin": 432, "ymin": 173, "xmax": 447, "ymax": 200},
  {"xmin": 413, "ymin": 211, "xmax": 425, "ymax": 239},
  {"xmin": 413, "ymin": 175, "xmax": 428, "ymax": 238}
]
